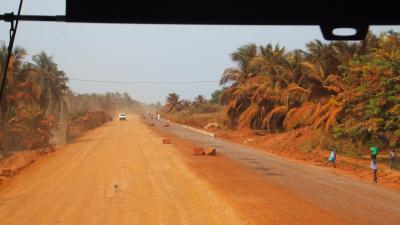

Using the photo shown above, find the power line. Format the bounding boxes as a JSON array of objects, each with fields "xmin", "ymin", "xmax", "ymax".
[{"xmin": 69, "ymin": 78, "xmax": 219, "ymax": 84}]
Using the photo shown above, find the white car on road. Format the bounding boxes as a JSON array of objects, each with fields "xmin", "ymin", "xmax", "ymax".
[{"xmin": 119, "ymin": 113, "xmax": 127, "ymax": 121}]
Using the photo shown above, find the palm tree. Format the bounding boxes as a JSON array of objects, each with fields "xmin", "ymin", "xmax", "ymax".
[
  {"xmin": 220, "ymin": 44, "xmax": 258, "ymax": 86},
  {"xmin": 331, "ymin": 41, "xmax": 360, "ymax": 65},
  {"xmin": 231, "ymin": 43, "xmax": 258, "ymax": 73},
  {"xmin": 8, "ymin": 104, "xmax": 54, "ymax": 150},
  {"xmin": 304, "ymin": 40, "xmax": 341, "ymax": 75},
  {"xmin": 0, "ymin": 44, "xmax": 28, "ymax": 150},
  {"xmin": 219, "ymin": 44, "xmax": 261, "ymax": 127},
  {"xmin": 217, "ymin": 32, "xmax": 400, "ymax": 148},
  {"xmin": 247, "ymin": 44, "xmax": 292, "ymax": 88},
  {"xmin": 180, "ymin": 99, "xmax": 191, "ymax": 109},
  {"xmin": 194, "ymin": 95, "xmax": 206, "ymax": 106},
  {"xmin": 165, "ymin": 93, "xmax": 181, "ymax": 112},
  {"xmin": 32, "ymin": 52, "xmax": 69, "ymax": 117},
  {"xmin": 220, "ymin": 40, "xmax": 352, "ymax": 132},
  {"xmin": 221, "ymin": 43, "xmax": 297, "ymax": 129}
]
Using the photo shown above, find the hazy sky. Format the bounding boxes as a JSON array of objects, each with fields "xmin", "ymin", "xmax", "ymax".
[{"xmin": 1, "ymin": 0, "xmax": 400, "ymax": 103}]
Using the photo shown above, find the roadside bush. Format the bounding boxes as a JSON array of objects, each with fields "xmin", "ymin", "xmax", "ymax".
[{"xmin": 67, "ymin": 111, "xmax": 112, "ymax": 131}]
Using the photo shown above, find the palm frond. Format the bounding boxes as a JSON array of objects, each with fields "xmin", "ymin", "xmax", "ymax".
[
  {"xmin": 220, "ymin": 68, "xmax": 242, "ymax": 85},
  {"xmin": 283, "ymin": 103, "xmax": 315, "ymax": 130},
  {"xmin": 262, "ymin": 105, "xmax": 288, "ymax": 131},
  {"xmin": 238, "ymin": 103, "xmax": 260, "ymax": 128}
]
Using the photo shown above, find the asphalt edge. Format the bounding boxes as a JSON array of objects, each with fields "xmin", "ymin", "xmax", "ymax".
[{"xmin": 160, "ymin": 118, "xmax": 216, "ymax": 138}]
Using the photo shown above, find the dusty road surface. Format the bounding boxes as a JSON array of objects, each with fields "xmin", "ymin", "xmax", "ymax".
[
  {"xmin": 1, "ymin": 115, "xmax": 399, "ymax": 225},
  {"xmin": 0, "ymin": 116, "xmax": 242, "ymax": 225}
]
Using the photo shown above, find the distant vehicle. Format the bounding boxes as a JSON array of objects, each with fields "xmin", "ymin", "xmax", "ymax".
[{"xmin": 119, "ymin": 113, "xmax": 127, "ymax": 121}]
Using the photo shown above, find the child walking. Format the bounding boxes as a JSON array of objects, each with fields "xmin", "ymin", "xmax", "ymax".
[{"xmin": 324, "ymin": 146, "xmax": 337, "ymax": 168}]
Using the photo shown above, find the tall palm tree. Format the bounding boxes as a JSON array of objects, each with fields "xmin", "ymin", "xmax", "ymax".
[
  {"xmin": 220, "ymin": 44, "xmax": 258, "ymax": 86},
  {"xmin": 165, "ymin": 93, "xmax": 181, "ymax": 112},
  {"xmin": 8, "ymin": 103, "xmax": 54, "ymax": 150},
  {"xmin": 231, "ymin": 43, "xmax": 258, "ymax": 73},
  {"xmin": 255, "ymin": 43, "xmax": 293, "ymax": 88},
  {"xmin": 32, "ymin": 52, "xmax": 69, "ymax": 117},
  {"xmin": 219, "ymin": 44, "xmax": 261, "ymax": 127},
  {"xmin": 331, "ymin": 41, "xmax": 360, "ymax": 65},
  {"xmin": 304, "ymin": 40, "xmax": 340, "ymax": 75},
  {"xmin": 220, "ymin": 41, "xmax": 350, "ymax": 132}
]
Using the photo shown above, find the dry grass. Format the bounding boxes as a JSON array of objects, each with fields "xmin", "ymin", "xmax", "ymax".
[{"xmin": 163, "ymin": 109, "xmax": 225, "ymax": 129}]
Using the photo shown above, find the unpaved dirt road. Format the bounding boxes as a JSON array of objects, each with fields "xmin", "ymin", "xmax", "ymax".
[
  {"xmin": 0, "ymin": 116, "xmax": 241, "ymax": 225},
  {"xmin": 1, "ymin": 115, "xmax": 399, "ymax": 225}
]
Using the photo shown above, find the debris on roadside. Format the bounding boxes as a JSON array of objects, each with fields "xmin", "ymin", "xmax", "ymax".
[
  {"xmin": 162, "ymin": 138, "xmax": 171, "ymax": 144},
  {"xmin": 205, "ymin": 147, "xmax": 217, "ymax": 156},
  {"xmin": 148, "ymin": 123, "xmax": 154, "ymax": 126},
  {"xmin": 295, "ymin": 130, "xmax": 305, "ymax": 137},
  {"xmin": 1, "ymin": 169, "xmax": 15, "ymax": 177},
  {"xmin": 164, "ymin": 123, "xmax": 170, "ymax": 127},
  {"xmin": 243, "ymin": 138, "xmax": 255, "ymax": 144},
  {"xmin": 204, "ymin": 122, "xmax": 220, "ymax": 129},
  {"xmin": 193, "ymin": 147, "xmax": 205, "ymax": 155},
  {"xmin": 0, "ymin": 147, "xmax": 58, "ymax": 187}
]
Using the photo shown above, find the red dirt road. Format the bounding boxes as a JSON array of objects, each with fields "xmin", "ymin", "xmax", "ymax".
[{"xmin": 0, "ymin": 117, "xmax": 241, "ymax": 225}]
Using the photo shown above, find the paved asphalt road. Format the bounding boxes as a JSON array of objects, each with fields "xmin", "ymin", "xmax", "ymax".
[{"xmin": 151, "ymin": 118, "xmax": 400, "ymax": 225}]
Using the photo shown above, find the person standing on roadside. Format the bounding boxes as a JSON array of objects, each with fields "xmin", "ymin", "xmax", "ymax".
[
  {"xmin": 324, "ymin": 146, "xmax": 337, "ymax": 168},
  {"xmin": 389, "ymin": 147, "xmax": 397, "ymax": 169},
  {"xmin": 371, "ymin": 158, "xmax": 378, "ymax": 183}
]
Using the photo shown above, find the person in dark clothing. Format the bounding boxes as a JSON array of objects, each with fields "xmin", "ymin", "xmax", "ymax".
[{"xmin": 371, "ymin": 158, "xmax": 378, "ymax": 183}]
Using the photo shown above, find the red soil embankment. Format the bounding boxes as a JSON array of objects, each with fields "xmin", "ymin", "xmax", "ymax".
[{"xmin": 0, "ymin": 148, "xmax": 54, "ymax": 186}]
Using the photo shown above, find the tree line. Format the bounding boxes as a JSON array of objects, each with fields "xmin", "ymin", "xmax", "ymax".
[
  {"xmin": 0, "ymin": 42, "xmax": 141, "ymax": 151},
  {"xmin": 164, "ymin": 31, "xmax": 400, "ymax": 148},
  {"xmin": 163, "ymin": 92, "xmax": 221, "ymax": 115}
]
